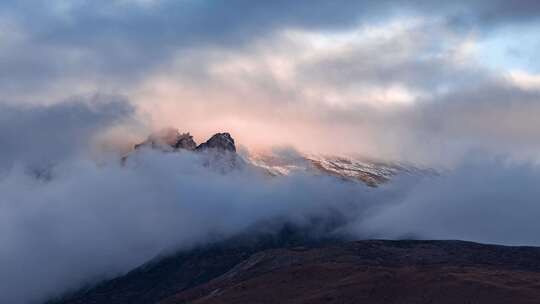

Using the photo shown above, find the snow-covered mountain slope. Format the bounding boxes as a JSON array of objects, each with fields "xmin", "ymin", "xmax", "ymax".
[
  {"xmin": 247, "ymin": 151, "xmax": 433, "ymax": 186},
  {"xmin": 125, "ymin": 129, "xmax": 432, "ymax": 186}
]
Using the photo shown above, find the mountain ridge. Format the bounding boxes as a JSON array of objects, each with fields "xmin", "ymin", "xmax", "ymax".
[
  {"xmin": 126, "ymin": 128, "xmax": 431, "ymax": 186},
  {"xmin": 48, "ymin": 239, "xmax": 540, "ymax": 304}
]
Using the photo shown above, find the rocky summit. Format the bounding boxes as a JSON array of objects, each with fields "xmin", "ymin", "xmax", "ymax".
[
  {"xmin": 196, "ymin": 133, "xmax": 236, "ymax": 152},
  {"xmin": 129, "ymin": 128, "xmax": 432, "ymax": 186},
  {"xmin": 133, "ymin": 130, "xmax": 236, "ymax": 153}
]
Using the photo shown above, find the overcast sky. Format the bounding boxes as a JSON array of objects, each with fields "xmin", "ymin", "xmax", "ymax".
[
  {"xmin": 3, "ymin": 3, "xmax": 540, "ymax": 303},
  {"xmin": 1, "ymin": 1, "xmax": 540, "ymax": 164}
]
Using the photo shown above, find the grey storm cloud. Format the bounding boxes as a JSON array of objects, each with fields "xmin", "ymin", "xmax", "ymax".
[
  {"xmin": 2, "ymin": 3, "xmax": 540, "ymax": 302},
  {"xmin": 0, "ymin": 96, "xmax": 133, "ymax": 171},
  {"xmin": 0, "ymin": 0, "xmax": 539, "ymax": 100},
  {"xmin": 0, "ymin": 0, "xmax": 389, "ymax": 98},
  {"xmin": 4, "ymin": 1, "xmax": 538, "ymax": 50}
]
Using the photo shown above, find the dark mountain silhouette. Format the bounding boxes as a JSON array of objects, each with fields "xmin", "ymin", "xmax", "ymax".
[
  {"xmin": 196, "ymin": 133, "xmax": 236, "ymax": 152},
  {"xmin": 133, "ymin": 129, "xmax": 234, "ymax": 153},
  {"xmin": 48, "ymin": 237, "xmax": 540, "ymax": 304}
]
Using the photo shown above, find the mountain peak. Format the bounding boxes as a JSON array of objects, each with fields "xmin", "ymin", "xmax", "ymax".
[
  {"xmin": 134, "ymin": 130, "xmax": 236, "ymax": 153},
  {"xmin": 196, "ymin": 132, "xmax": 236, "ymax": 152}
]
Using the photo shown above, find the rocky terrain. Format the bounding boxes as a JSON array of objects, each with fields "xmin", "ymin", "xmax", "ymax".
[
  {"xmin": 49, "ymin": 239, "xmax": 540, "ymax": 304},
  {"xmin": 131, "ymin": 129, "xmax": 235, "ymax": 154},
  {"xmin": 128, "ymin": 128, "xmax": 430, "ymax": 186}
]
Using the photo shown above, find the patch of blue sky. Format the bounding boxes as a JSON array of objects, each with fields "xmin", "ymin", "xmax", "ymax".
[{"xmin": 477, "ymin": 24, "xmax": 540, "ymax": 73}]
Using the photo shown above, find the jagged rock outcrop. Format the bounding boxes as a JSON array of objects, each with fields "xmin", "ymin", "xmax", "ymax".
[
  {"xmin": 196, "ymin": 133, "xmax": 236, "ymax": 152},
  {"xmin": 133, "ymin": 129, "xmax": 236, "ymax": 153},
  {"xmin": 127, "ymin": 130, "xmax": 241, "ymax": 172},
  {"xmin": 195, "ymin": 133, "xmax": 241, "ymax": 173},
  {"xmin": 128, "ymin": 129, "xmax": 428, "ymax": 186},
  {"xmin": 122, "ymin": 128, "xmax": 240, "ymax": 173}
]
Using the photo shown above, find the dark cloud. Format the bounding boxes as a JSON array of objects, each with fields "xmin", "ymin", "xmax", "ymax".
[
  {"xmin": 1, "ymin": 0, "xmax": 537, "ymax": 100},
  {"xmin": 447, "ymin": 0, "xmax": 540, "ymax": 28},
  {"xmin": 5, "ymin": 1, "xmax": 537, "ymax": 50},
  {"xmin": 3, "ymin": 0, "xmax": 383, "ymax": 45},
  {"xmin": 0, "ymin": 0, "xmax": 388, "ymax": 99},
  {"xmin": 0, "ymin": 95, "xmax": 134, "ymax": 171}
]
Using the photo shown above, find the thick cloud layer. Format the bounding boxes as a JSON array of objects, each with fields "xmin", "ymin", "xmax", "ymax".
[
  {"xmin": 2, "ymin": 2, "xmax": 540, "ymax": 303},
  {"xmin": 0, "ymin": 97, "xmax": 134, "ymax": 171},
  {"xmin": 0, "ymin": 136, "xmax": 377, "ymax": 304},
  {"xmin": 0, "ymin": 98, "xmax": 373, "ymax": 304},
  {"xmin": 2, "ymin": 100, "xmax": 540, "ymax": 304},
  {"xmin": 1, "ymin": 0, "xmax": 539, "ymax": 100},
  {"xmin": 357, "ymin": 157, "xmax": 540, "ymax": 246}
]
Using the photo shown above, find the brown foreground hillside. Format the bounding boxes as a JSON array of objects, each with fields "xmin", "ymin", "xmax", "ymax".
[{"xmin": 52, "ymin": 240, "xmax": 540, "ymax": 304}]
